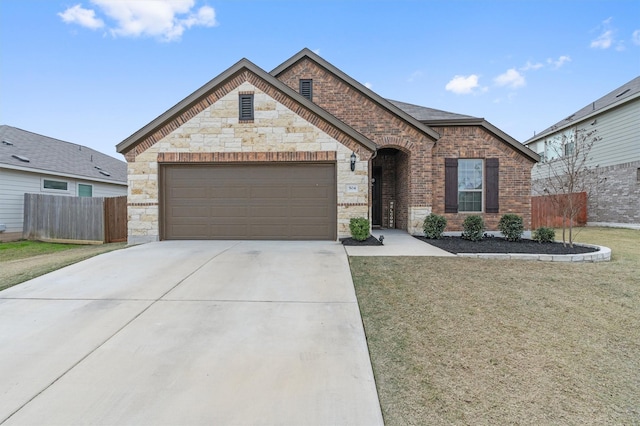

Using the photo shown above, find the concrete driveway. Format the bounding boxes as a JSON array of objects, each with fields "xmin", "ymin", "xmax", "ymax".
[{"xmin": 0, "ymin": 241, "xmax": 383, "ymax": 425}]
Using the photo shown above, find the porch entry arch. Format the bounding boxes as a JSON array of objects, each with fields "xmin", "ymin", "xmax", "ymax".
[{"xmin": 371, "ymin": 146, "xmax": 411, "ymax": 230}]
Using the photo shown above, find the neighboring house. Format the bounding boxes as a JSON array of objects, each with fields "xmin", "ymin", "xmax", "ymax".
[
  {"xmin": 0, "ymin": 125, "xmax": 128, "ymax": 241},
  {"xmin": 117, "ymin": 49, "xmax": 539, "ymax": 244},
  {"xmin": 524, "ymin": 76, "xmax": 640, "ymax": 226}
]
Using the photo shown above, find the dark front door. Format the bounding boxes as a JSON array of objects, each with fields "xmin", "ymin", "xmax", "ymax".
[{"xmin": 372, "ymin": 166, "xmax": 382, "ymax": 227}]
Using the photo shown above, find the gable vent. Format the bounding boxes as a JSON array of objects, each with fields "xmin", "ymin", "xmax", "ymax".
[
  {"xmin": 239, "ymin": 94, "xmax": 254, "ymax": 120},
  {"xmin": 12, "ymin": 154, "xmax": 30, "ymax": 162},
  {"xmin": 300, "ymin": 79, "xmax": 313, "ymax": 101}
]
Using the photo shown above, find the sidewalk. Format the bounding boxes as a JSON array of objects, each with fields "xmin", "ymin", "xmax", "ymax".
[{"xmin": 344, "ymin": 229, "xmax": 455, "ymax": 257}]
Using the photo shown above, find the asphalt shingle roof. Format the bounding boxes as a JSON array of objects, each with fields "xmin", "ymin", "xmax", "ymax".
[
  {"xmin": 0, "ymin": 125, "xmax": 127, "ymax": 184},
  {"xmin": 387, "ymin": 99, "xmax": 478, "ymax": 121},
  {"xmin": 526, "ymin": 75, "xmax": 640, "ymax": 143}
]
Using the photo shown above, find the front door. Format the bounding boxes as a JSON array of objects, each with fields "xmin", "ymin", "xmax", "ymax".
[{"xmin": 371, "ymin": 166, "xmax": 382, "ymax": 227}]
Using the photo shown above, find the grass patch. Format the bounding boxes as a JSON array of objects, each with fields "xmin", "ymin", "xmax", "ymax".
[
  {"xmin": 351, "ymin": 227, "xmax": 640, "ymax": 424},
  {"xmin": 0, "ymin": 240, "xmax": 82, "ymax": 262}
]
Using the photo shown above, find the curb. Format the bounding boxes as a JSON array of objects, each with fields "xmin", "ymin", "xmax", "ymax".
[{"xmin": 456, "ymin": 243, "xmax": 611, "ymax": 262}]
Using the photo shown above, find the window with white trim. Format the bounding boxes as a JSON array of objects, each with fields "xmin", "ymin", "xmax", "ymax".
[
  {"xmin": 458, "ymin": 159, "xmax": 483, "ymax": 212},
  {"xmin": 78, "ymin": 183, "xmax": 93, "ymax": 197},
  {"xmin": 43, "ymin": 179, "xmax": 68, "ymax": 191}
]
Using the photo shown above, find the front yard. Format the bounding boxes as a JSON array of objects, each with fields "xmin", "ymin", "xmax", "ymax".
[{"xmin": 351, "ymin": 227, "xmax": 639, "ymax": 425}]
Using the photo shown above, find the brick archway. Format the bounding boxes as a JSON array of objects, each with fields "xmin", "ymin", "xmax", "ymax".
[{"xmin": 371, "ymin": 147, "xmax": 410, "ymax": 230}]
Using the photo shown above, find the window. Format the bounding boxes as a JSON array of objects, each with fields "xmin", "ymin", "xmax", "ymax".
[
  {"xmin": 43, "ymin": 179, "xmax": 68, "ymax": 191},
  {"xmin": 458, "ymin": 159, "xmax": 483, "ymax": 212},
  {"xmin": 300, "ymin": 79, "xmax": 313, "ymax": 101},
  {"xmin": 445, "ymin": 158, "xmax": 499, "ymax": 214},
  {"xmin": 563, "ymin": 141, "xmax": 574, "ymax": 157},
  {"xmin": 78, "ymin": 184, "xmax": 93, "ymax": 197},
  {"xmin": 239, "ymin": 93, "xmax": 254, "ymax": 121}
]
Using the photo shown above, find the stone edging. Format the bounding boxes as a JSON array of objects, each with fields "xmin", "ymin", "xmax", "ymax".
[{"xmin": 456, "ymin": 243, "xmax": 611, "ymax": 262}]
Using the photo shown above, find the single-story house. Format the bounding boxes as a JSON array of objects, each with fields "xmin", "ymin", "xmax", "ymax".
[
  {"xmin": 0, "ymin": 125, "xmax": 128, "ymax": 241},
  {"xmin": 116, "ymin": 49, "xmax": 539, "ymax": 244},
  {"xmin": 524, "ymin": 76, "xmax": 640, "ymax": 226}
]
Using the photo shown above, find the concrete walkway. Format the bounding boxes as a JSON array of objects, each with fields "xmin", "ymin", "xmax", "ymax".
[
  {"xmin": 0, "ymin": 241, "xmax": 383, "ymax": 425},
  {"xmin": 344, "ymin": 229, "xmax": 455, "ymax": 257}
]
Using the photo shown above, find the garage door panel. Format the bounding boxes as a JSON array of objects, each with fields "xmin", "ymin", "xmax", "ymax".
[{"xmin": 163, "ymin": 164, "xmax": 336, "ymax": 240}]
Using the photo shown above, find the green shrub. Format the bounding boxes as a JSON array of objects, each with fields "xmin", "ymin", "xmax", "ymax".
[
  {"xmin": 349, "ymin": 217, "xmax": 370, "ymax": 241},
  {"xmin": 533, "ymin": 227, "xmax": 555, "ymax": 243},
  {"xmin": 462, "ymin": 215, "xmax": 485, "ymax": 241},
  {"xmin": 498, "ymin": 214, "xmax": 524, "ymax": 241},
  {"xmin": 423, "ymin": 213, "xmax": 447, "ymax": 239}
]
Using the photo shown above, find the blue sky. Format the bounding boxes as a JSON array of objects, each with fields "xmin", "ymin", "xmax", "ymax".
[{"xmin": 1, "ymin": 0, "xmax": 638, "ymax": 160}]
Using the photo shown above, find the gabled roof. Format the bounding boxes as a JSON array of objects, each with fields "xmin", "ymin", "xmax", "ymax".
[
  {"xmin": 116, "ymin": 58, "xmax": 376, "ymax": 155},
  {"xmin": 0, "ymin": 125, "xmax": 127, "ymax": 184},
  {"xmin": 525, "ymin": 75, "xmax": 640, "ymax": 144},
  {"xmin": 391, "ymin": 100, "xmax": 540, "ymax": 162},
  {"xmin": 271, "ymin": 48, "xmax": 441, "ymax": 142}
]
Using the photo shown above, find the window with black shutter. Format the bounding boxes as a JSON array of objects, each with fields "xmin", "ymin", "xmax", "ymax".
[
  {"xmin": 485, "ymin": 158, "xmax": 499, "ymax": 213},
  {"xmin": 239, "ymin": 94, "xmax": 254, "ymax": 120},
  {"xmin": 444, "ymin": 158, "xmax": 499, "ymax": 213},
  {"xmin": 444, "ymin": 158, "xmax": 458, "ymax": 213},
  {"xmin": 300, "ymin": 79, "xmax": 313, "ymax": 101}
]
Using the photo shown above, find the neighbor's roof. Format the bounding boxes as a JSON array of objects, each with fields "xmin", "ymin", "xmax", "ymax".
[
  {"xmin": 525, "ymin": 75, "xmax": 640, "ymax": 144},
  {"xmin": 0, "ymin": 125, "xmax": 127, "ymax": 184}
]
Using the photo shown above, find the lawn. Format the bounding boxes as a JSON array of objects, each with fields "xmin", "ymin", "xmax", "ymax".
[
  {"xmin": 0, "ymin": 240, "xmax": 82, "ymax": 262},
  {"xmin": 350, "ymin": 227, "xmax": 640, "ymax": 425}
]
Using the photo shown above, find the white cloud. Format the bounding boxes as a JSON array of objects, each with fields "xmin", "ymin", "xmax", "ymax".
[
  {"xmin": 591, "ymin": 29, "xmax": 613, "ymax": 49},
  {"xmin": 494, "ymin": 68, "xmax": 525, "ymax": 89},
  {"xmin": 547, "ymin": 55, "xmax": 571, "ymax": 69},
  {"xmin": 445, "ymin": 74, "xmax": 481, "ymax": 94},
  {"xmin": 58, "ymin": 4, "xmax": 104, "ymax": 30},
  {"xmin": 520, "ymin": 61, "xmax": 544, "ymax": 71},
  {"xmin": 312, "ymin": 48, "xmax": 321, "ymax": 55},
  {"xmin": 633, "ymin": 30, "xmax": 640, "ymax": 46},
  {"xmin": 407, "ymin": 70, "xmax": 423, "ymax": 83},
  {"xmin": 364, "ymin": 82, "xmax": 373, "ymax": 89},
  {"xmin": 59, "ymin": 0, "xmax": 217, "ymax": 42}
]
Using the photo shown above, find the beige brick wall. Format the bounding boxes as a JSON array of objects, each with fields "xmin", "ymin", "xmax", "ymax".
[{"xmin": 128, "ymin": 82, "xmax": 369, "ymax": 244}]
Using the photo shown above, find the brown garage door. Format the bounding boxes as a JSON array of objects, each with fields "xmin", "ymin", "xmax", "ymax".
[{"xmin": 161, "ymin": 163, "xmax": 336, "ymax": 240}]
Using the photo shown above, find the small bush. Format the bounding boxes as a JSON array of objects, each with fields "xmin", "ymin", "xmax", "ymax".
[
  {"xmin": 498, "ymin": 214, "xmax": 524, "ymax": 242},
  {"xmin": 423, "ymin": 213, "xmax": 447, "ymax": 239},
  {"xmin": 533, "ymin": 227, "xmax": 555, "ymax": 243},
  {"xmin": 462, "ymin": 215, "xmax": 485, "ymax": 241},
  {"xmin": 349, "ymin": 217, "xmax": 370, "ymax": 241}
]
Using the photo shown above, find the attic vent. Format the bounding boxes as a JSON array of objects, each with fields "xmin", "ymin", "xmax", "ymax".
[
  {"xmin": 616, "ymin": 88, "xmax": 630, "ymax": 98},
  {"xmin": 99, "ymin": 170, "xmax": 111, "ymax": 176},
  {"xmin": 2, "ymin": 140, "xmax": 14, "ymax": 146},
  {"xmin": 300, "ymin": 79, "xmax": 313, "ymax": 101},
  {"xmin": 94, "ymin": 165, "xmax": 102, "ymax": 170},
  {"xmin": 239, "ymin": 93, "xmax": 254, "ymax": 120},
  {"xmin": 565, "ymin": 114, "xmax": 575, "ymax": 121},
  {"xmin": 11, "ymin": 154, "xmax": 30, "ymax": 162}
]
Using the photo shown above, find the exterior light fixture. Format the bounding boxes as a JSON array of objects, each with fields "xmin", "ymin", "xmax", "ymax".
[{"xmin": 350, "ymin": 152, "xmax": 357, "ymax": 172}]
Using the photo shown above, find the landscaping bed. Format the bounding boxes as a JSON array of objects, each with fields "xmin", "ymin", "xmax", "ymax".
[
  {"xmin": 340, "ymin": 236, "xmax": 383, "ymax": 246},
  {"xmin": 414, "ymin": 235, "xmax": 598, "ymax": 255}
]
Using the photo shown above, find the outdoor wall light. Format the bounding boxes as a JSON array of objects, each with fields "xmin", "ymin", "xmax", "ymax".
[{"xmin": 350, "ymin": 152, "xmax": 357, "ymax": 172}]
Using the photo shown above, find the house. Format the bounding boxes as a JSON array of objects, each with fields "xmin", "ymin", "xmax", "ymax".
[
  {"xmin": 524, "ymin": 76, "xmax": 640, "ymax": 226},
  {"xmin": 0, "ymin": 125, "xmax": 128, "ymax": 241},
  {"xmin": 116, "ymin": 49, "xmax": 539, "ymax": 244}
]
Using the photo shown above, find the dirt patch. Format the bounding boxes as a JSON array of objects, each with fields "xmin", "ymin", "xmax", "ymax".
[{"xmin": 0, "ymin": 243, "xmax": 127, "ymax": 291}]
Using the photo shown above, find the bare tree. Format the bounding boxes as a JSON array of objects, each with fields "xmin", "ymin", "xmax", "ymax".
[{"xmin": 536, "ymin": 127, "xmax": 601, "ymax": 247}]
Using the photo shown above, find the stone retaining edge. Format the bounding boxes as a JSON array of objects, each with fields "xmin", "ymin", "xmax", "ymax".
[{"xmin": 456, "ymin": 243, "xmax": 611, "ymax": 262}]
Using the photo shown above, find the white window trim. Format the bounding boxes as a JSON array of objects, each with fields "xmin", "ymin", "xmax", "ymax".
[
  {"xmin": 458, "ymin": 159, "xmax": 485, "ymax": 213},
  {"xmin": 78, "ymin": 183, "xmax": 93, "ymax": 197},
  {"xmin": 42, "ymin": 178, "xmax": 70, "ymax": 193}
]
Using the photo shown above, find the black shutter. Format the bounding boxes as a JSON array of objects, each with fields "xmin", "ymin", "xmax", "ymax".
[
  {"xmin": 239, "ymin": 94, "xmax": 254, "ymax": 120},
  {"xmin": 444, "ymin": 158, "xmax": 458, "ymax": 213},
  {"xmin": 485, "ymin": 158, "xmax": 499, "ymax": 213},
  {"xmin": 300, "ymin": 79, "xmax": 312, "ymax": 101}
]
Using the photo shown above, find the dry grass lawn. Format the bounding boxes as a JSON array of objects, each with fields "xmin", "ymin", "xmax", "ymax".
[{"xmin": 351, "ymin": 227, "xmax": 639, "ymax": 425}]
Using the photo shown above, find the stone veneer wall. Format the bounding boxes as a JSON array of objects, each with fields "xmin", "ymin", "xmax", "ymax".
[
  {"xmin": 431, "ymin": 126, "xmax": 536, "ymax": 231},
  {"xmin": 127, "ymin": 81, "xmax": 369, "ymax": 244}
]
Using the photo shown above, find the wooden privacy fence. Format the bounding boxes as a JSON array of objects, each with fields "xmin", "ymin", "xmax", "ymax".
[
  {"xmin": 23, "ymin": 194, "xmax": 127, "ymax": 243},
  {"xmin": 531, "ymin": 192, "xmax": 587, "ymax": 229}
]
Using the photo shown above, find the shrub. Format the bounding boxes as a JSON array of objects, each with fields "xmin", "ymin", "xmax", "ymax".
[
  {"xmin": 423, "ymin": 213, "xmax": 447, "ymax": 239},
  {"xmin": 533, "ymin": 227, "xmax": 555, "ymax": 243},
  {"xmin": 349, "ymin": 217, "xmax": 370, "ymax": 241},
  {"xmin": 462, "ymin": 215, "xmax": 485, "ymax": 241},
  {"xmin": 498, "ymin": 214, "xmax": 524, "ymax": 241}
]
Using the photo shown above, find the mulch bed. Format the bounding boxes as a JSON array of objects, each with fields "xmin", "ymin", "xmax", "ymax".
[
  {"xmin": 341, "ymin": 236, "xmax": 384, "ymax": 246},
  {"xmin": 414, "ymin": 236, "xmax": 598, "ymax": 255}
]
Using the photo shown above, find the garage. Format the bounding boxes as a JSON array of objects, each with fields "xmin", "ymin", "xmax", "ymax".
[{"xmin": 161, "ymin": 163, "xmax": 336, "ymax": 240}]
